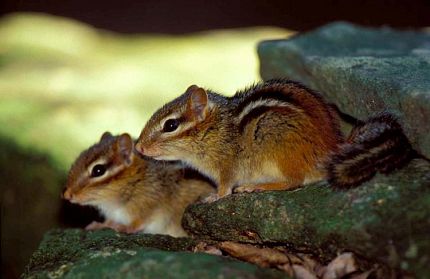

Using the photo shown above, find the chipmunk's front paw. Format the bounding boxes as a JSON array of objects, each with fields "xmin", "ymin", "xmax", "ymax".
[
  {"xmin": 203, "ymin": 187, "xmax": 233, "ymax": 203},
  {"xmin": 122, "ymin": 226, "xmax": 142, "ymax": 234},
  {"xmin": 202, "ymin": 193, "xmax": 221, "ymax": 203},
  {"xmin": 234, "ymin": 184, "xmax": 263, "ymax": 193},
  {"xmin": 85, "ymin": 221, "xmax": 106, "ymax": 230}
]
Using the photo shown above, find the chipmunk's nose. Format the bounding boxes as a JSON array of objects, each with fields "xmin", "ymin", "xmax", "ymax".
[
  {"xmin": 135, "ymin": 141, "xmax": 144, "ymax": 155},
  {"xmin": 62, "ymin": 188, "xmax": 73, "ymax": 200}
]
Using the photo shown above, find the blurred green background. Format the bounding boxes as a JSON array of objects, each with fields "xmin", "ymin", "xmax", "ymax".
[{"xmin": 0, "ymin": 13, "xmax": 291, "ymax": 278}]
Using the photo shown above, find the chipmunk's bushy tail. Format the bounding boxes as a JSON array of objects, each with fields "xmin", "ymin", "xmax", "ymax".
[{"xmin": 327, "ymin": 112, "xmax": 415, "ymax": 189}]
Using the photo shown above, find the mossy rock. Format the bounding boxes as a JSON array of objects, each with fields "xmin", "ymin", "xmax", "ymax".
[
  {"xmin": 183, "ymin": 159, "xmax": 430, "ymax": 277},
  {"xmin": 23, "ymin": 229, "xmax": 290, "ymax": 279},
  {"xmin": 258, "ymin": 22, "xmax": 430, "ymax": 158}
]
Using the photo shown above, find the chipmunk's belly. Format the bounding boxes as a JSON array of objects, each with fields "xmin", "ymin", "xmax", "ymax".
[
  {"xmin": 98, "ymin": 203, "xmax": 132, "ymax": 226},
  {"xmin": 238, "ymin": 160, "xmax": 284, "ymax": 185},
  {"xmin": 143, "ymin": 209, "xmax": 172, "ymax": 234}
]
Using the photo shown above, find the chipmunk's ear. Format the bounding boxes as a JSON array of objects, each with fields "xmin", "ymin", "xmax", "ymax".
[
  {"xmin": 186, "ymin": 85, "xmax": 208, "ymax": 121},
  {"xmin": 100, "ymin": 131, "xmax": 113, "ymax": 142},
  {"xmin": 116, "ymin": 133, "xmax": 134, "ymax": 166}
]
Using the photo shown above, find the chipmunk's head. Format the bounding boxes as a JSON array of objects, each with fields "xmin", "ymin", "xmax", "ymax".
[
  {"xmin": 136, "ymin": 85, "xmax": 210, "ymax": 161},
  {"xmin": 62, "ymin": 132, "xmax": 135, "ymax": 206}
]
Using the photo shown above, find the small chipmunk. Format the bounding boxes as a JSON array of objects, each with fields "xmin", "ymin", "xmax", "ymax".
[
  {"xmin": 135, "ymin": 79, "xmax": 414, "ymax": 201},
  {"xmin": 63, "ymin": 132, "xmax": 215, "ymax": 236}
]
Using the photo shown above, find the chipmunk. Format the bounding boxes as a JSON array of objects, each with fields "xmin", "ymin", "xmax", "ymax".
[
  {"xmin": 62, "ymin": 132, "xmax": 215, "ymax": 236},
  {"xmin": 135, "ymin": 79, "xmax": 414, "ymax": 201}
]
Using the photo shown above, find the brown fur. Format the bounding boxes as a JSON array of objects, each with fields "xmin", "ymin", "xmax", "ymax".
[
  {"xmin": 63, "ymin": 132, "xmax": 214, "ymax": 235},
  {"xmin": 137, "ymin": 80, "xmax": 415, "ymax": 197},
  {"xmin": 136, "ymin": 79, "xmax": 342, "ymax": 199}
]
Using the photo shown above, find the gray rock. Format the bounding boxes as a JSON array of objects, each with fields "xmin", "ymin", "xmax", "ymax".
[
  {"xmin": 23, "ymin": 229, "xmax": 290, "ymax": 279},
  {"xmin": 183, "ymin": 159, "xmax": 430, "ymax": 277},
  {"xmin": 258, "ymin": 22, "xmax": 430, "ymax": 158}
]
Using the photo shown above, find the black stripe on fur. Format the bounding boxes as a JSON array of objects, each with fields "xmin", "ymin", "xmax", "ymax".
[{"xmin": 327, "ymin": 112, "xmax": 415, "ymax": 190}]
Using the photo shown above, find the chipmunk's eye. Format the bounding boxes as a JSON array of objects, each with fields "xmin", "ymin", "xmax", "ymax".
[
  {"xmin": 91, "ymin": 164, "xmax": 106, "ymax": 177},
  {"xmin": 163, "ymin": 119, "xmax": 180, "ymax": 133}
]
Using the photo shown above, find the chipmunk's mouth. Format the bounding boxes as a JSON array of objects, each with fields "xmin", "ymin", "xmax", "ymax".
[
  {"xmin": 66, "ymin": 192, "xmax": 95, "ymax": 206},
  {"xmin": 136, "ymin": 143, "xmax": 163, "ymax": 158},
  {"xmin": 152, "ymin": 154, "xmax": 178, "ymax": 161},
  {"xmin": 68, "ymin": 196, "xmax": 86, "ymax": 205},
  {"xmin": 135, "ymin": 142, "xmax": 179, "ymax": 161}
]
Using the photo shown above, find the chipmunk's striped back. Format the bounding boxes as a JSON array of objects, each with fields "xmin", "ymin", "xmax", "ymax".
[
  {"xmin": 222, "ymin": 80, "xmax": 344, "ymax": 193},
  {"xmin": 231, "ymin": 79, "xmax": 342, "ymax": 150}
]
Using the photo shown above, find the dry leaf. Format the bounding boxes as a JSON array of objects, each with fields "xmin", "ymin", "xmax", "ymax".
[
  {"xmin": 292, "ymin": 264, "xmax": 318, "ymax": 279},
  {"xmin": 216, "ymin": 242, "xmax": 377, "ymax": 279},
  {"xmin": 298, "ymin": 254, "xmax": 322, "ymax": 274},
  {"xmin": 278, "ymin": 262, "xmax": 295, "ymax": 277},
  {"xmin": 193, "ymin": 242, "xmax": 222, "ymax": 256},
  {"xmin": 350, "ymin": 270, "xmax": 374, "ymax": 279},
  {"xmin": 322, "ymin": 252, "xmax": 358, "ymax": 279},
  {"xmin": 218, "ymin": 241, "xmax": 290, "ymax": 268},
  {"xmin": 218, "ymin": 241, "xmax": 326, "ymax": 278}
]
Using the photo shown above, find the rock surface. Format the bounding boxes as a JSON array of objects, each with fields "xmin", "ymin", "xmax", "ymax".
[
  {"xmin": 21, "ymin": 20, "xmax": 430, "ymax": 278},
  {"xmin": 183, "ymin": 159, "xmax": 430, "ymax": 277},
  {"xmin": 23, "ymin": 229, "xmax": 289, "ymax": 279},
  {"xmin": 258, "ymin": 22, "xmax": 430, "ymax": 158}
]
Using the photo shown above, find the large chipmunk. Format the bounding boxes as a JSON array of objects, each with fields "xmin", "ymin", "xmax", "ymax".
[
  {"xmin": 135, "ymin": 79, "xmax": 414, "ymax": 201},
  {"xmin": 63, "ymin": 132, "xmax": 214, "ymax": 236}
]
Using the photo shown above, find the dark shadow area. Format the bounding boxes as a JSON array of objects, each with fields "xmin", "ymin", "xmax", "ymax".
[
  {"xmin": 0, "ymin": 136, "xmax": 100, "ymax": 278},
  {"xmin": 59, "ymin": 201, "xmax": 103, "ymax": 228},
  {"xmin": 1, "ymin": 0, "xmax": 430, "ymax": 33}
]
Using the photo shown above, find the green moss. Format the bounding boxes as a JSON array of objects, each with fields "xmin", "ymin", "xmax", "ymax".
[
  {"xmin": 183, "ymin": 159, "xmax": 430, "ymax": 276},
  {"xmin": 25, "ymin": 229, "xmax": 197, "ymax": 274},
  {"xmin": 24, "ymin": 229, "xmax": 290, "ymax": 279}
]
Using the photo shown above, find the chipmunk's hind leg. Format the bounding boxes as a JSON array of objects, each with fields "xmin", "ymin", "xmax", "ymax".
[
  {"xmin": 238, "ymin": 104, "xmax": 330, "ymax": 193},
  {"xmin": 238, "ymin": 110, "xmax": 315, "ymax": 193}
]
